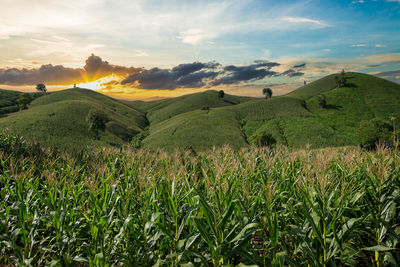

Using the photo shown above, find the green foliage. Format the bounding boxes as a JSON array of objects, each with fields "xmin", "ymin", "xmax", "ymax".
[
  {"xmin": 130, "ymin": 129, "xmax": 149, "ymax": 148},
  {"xmin": 359, "ymin": 118, "xmax": 393, "ymax": 150},
  {"xmin": 86, "ymin": 109, "xmax": 109, "ymax": 139},
  {"xmin": 250, "ymin": 131, "xmax": 276, "ymax": 147},
  {"xmin": 262, "ymin": 87, "xmax": 272, "ymax": 98},
  {"xmin": 1, "ymin": 131, "xmax": 399, "ymax": 266},
  {"xmin": 36, "ymin": 83, "xmax": 47, "ymax": 93},
  {"xmin": 16, "ymin": 93, "xmax": 32, "ymax": 110},
  {"xmin": 218, "ymin": 90, "xmax": 225, "ymax": 98},
  {"xmin": 318, "ymin": 94, "xmax": 327, "ymax": 108}
]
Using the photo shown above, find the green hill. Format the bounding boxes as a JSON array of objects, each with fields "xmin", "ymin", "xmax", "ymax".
[
  {"xmin": 126, "ymin": 90, "xmax": 253, "ymax": 124},
  {"xmin": 140, "ymin": 72, "xmax": 400, "ymax": 150},
  {"xmin": 0, "ymin": 89, "xmax": 21, "ymax": 116},
  {"xmin": 0, "ymin": 88, "xmax": 148, "ymax": 149},
  {"xmin": 0, "ymin": 72, "xmax": 399, "ymax": 151}
]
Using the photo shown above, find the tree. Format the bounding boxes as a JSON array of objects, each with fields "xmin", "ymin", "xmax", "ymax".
[
  {"xmin": 318, "ymin": 95, "xmax": 327, "ymax": 109},
  {"xmin": 218, "ymin": 90, "xmax": 225, "ymax": 98},
  {"xmin": 263, "ymin": 87, "xmax": 272, "ymax": 99},
  {"xmin": 335, "ymin": 71, "xmax": 346, "ymax": 88},
  {"xmin": 86, "ymin": 109, "xmax": 109, "ymax": 139},
  {"xmin": 36, "ymin": 83, "xmax": 47, "ymax": 93},
  {"xmin": 251, "ymin": 131, "xmax": 276, "ymax": 147},
  {"xmin": 359, "ymin": 118, "xmax": 392, "ymax": 150},
  {"xmin": 17, "ymin": 93, "xmax": 32, "ymax": 110}
]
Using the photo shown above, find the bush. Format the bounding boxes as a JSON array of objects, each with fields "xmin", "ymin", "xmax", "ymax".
[
  {"xmin": 130, "ymin": 130, "xmax": 149, "ymax": 148},
  {"xmin": 359, "ymin": 118, "xmax": 392, "ymax": 150},
  {"xmin": 318, "ymin": 95, "xmax": 327, "ymax": 109},
  {"xmin": 86, "ymin": 109, "xmax": 109, "ymax": 139},
  {"xmin": 250, "ymin": 131, "xmax": 276, "ymax": 147}
]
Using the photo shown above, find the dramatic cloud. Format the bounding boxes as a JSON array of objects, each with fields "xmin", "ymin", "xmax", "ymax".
[
  {"xmin": 121, "ymin": 61, "xmax": 220, "ymax": 89},
  {"xmin": 210, "ymin": 61, "xmax": 280, "ymax": 86},
  {"xmin": 281, "ymin": 69, "xmax": 305, "ymax": 78},
  {"xmin": 0, "ymin": 64, "xmax": 84, "ymax": 85},
  {"xmin": 84, "ymin": 54, "xmax": 143, "ymax": 80},
  {"xmin": 0, "ymin": 56, "xmax": 306, "ymax": 90},
  {"xmin": 0, "ymin": 54, "xmax": 142, "ymax": 86},
  {"xmin": 121, "ymin": 60, "xmax": 284, "ymax": 89}
]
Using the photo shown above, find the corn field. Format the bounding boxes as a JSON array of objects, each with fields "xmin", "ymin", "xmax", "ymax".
[{"xmin": 0, "ymin": 132, "xmax": 399, "ymax": 266}]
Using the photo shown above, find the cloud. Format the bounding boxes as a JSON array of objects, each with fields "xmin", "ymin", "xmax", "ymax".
[
  {"xmin": 351, "ymin": 44, "xmax": 367, "ymax": 47},
  {"xmin": 293, "ymin": 63, "xmax": 306, "ymax": 68},
  {"xmin": 121, "ymin": 61, "xmax": 221, "ymax": 89},
  {"xmin": 0, "ymin": 64, "xmax": 84, "ymax": 85},
  {"xmin": 373, "ymin": 69, "xmax": 400, "ymax": 84},
  {"xmin": 281, "ymin": 16, "xmax": 330, "ymax": 28},
  {"xmin": 177, "ymin": 29, "xmax": 217, "ymax": 45},
  {"xmin": 210, "ymin": 61, "xmax": 279, "ymax": 86},
  {"xmin": 0, "ymin": 54, "xmax": 142, "ymax": 86},
  {"xmin": 376, "ymin": 44, "xmax": 386, "ymax": 47},
  {"xmin": 281, "ymin": 69, "xmax": 305, "ymax": 78},
  {"xmin": 84, "ymin": 54, "xmax": 143, "ymax": 80},
  {"xmin": 121, "ymin": 60, "xmax": 284, "ymax": 89}
]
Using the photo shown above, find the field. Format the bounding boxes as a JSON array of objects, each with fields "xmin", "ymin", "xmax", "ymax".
[
  {"xmin": 1, "ymin": 131, "xmax": 399, "ymax": 266},
  {"xmin": 0, "ymin": 73, "xmax": 399, "ymax": 151}
]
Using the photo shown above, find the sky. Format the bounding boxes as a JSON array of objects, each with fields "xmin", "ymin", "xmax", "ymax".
[{"xmin": 0, "ymin": 0, "xmax": 399, "ymax": 100}]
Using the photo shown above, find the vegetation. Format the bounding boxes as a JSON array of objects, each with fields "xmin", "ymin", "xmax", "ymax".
[
  {"xmin": 0, "ymin": 88, "xmax": 148, "ymax": 150},
  {"xmin": 318, "ymin": 94, "xmax": 327, "ymax": 108},
  {"xmin": 16, "ymin": 93, "xmax": 32, "ymax": 110},
  {"xmin": 219, "ymin": 90, "xmax": 225, "ymax": 98},
  {"xmin": 0, "ymin": 132, "xmax": 399, "ymax": 266},
  {"xmin": 359, "ymin": 118, "xmax": 393, "ymax": 150},
  {"xmin": 250, "ymin": 131, "xmax": 276, "ymax": 147},
  {"xmin": 0, "ymin": 72, "xmax": 399, "ymax": 151},
  {"xmin": 262, "ymin": 87, "xmax": 272, "ymax": 99},
  {"xmin": 36, "ymin": 83, "xmax": 47, "ymax": 93},
  {"xmin": 86, "ymin": 109, "xmax": 109, "ymax": 139}
]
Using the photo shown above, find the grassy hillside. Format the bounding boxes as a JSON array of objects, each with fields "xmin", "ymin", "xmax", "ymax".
[
  {"xmin": 0, "ymin": 89, "xmax": 44, "ymax": 116},
  {"xmin": 128, "ymin": 90, "xmax": 253, "ymax": 124},
  {"xmin": 0, "ymin": 72, "xmax": 398, "ymax": 151},
  {"xmin": 142, "ymin": 108, "xmax": 247, "ymax": 151},
  {"xmin": 0, "ymin": 89, "xmax": 21, "ymax": 116},
  {"xmin": 0, "ymin": 88, "xmax": 148, "ymax": 149}
]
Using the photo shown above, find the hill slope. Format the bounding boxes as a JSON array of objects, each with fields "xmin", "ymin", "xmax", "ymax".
[
  {"xmin": 0, "ymin": 88, "xmax": 148, "ymax": 149},
  {"xmin": 141, "ymin": 72, "xmax": 400, "ymax": 150},
  {"xmin": 1, "ymin": 72, "xmax": 398, "ymax": 151}
]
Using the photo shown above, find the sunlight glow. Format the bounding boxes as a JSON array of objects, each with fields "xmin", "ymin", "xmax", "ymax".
[{"xmin": 74, "ymin": 74, "xmax": 118, "ymax": 90}]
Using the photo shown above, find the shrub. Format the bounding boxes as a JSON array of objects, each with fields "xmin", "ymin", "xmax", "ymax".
[
  {"xmin": 219, "ymin": 90, "xmax": 225, "ymax": 98},
  {"xmin": 250, "ymin": 131, "xmax": 276, "ymax": 147},
  {"xmin": 318, "ymin": 95, "xmax": 327, "ymax": 109},
  {"xmin": 17, "ymin": 93, "xmax": 32, "ymax": 110},
  {"xmin": 86, "ymin": 109, "xmax": 109, "ymax": 139},
  {"xmin": 359, "ymin": 118, "xmax": 392, "ymax": 150}
]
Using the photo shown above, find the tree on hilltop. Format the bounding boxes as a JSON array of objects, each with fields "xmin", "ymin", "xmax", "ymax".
[
  {"xmin": 218, "ymin": 90, "xmax": 225, "ymax": 98},
  {"xmin": 263, "ymin": 87, "xmax": 272, "ymax": 99},
  {"xmin": 36, "ymin": 83, "xmax": 47, "ymax": 93}
]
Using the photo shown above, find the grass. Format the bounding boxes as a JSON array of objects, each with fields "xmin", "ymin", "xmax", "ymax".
[
  {"xmin": 0, "ymin": 89, "xmax": 45, "ymax": 116},
  {"xmin": 128, "ymin": 90, "xmax": 253, "ymax": 124},
  {"xmin": 142, "ymin": 108, "xmax": 247, "ymax": 151},
  {"xmin": 0, "ymin": 131, "xmax": 399, "ymax": 266},
  {"xmin": 0, "ymin": 72, "xmax": 399, "ymax": 151},
  {"xmin": 0, "ymin": 88, "xmax": 148, "ymax": 150}
]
